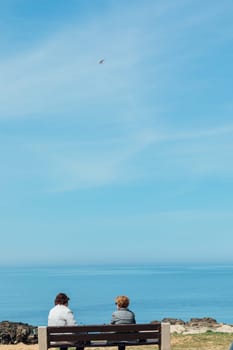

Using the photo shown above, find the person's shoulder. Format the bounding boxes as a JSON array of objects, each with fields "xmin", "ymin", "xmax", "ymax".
[
  {"xmin": 57, "ymin": 304, "xmax": 69, "ymax": 310},
  {"xmin": 65, "ymin": 306, "xmax": 74, "ymax": 313},
  {"xmin": 48, "ymin": 305, "xmax": 57, "ymax": 313},
  {"xmin": 128, "ymin": 309, "xmax": 135, "ymax": 314}
]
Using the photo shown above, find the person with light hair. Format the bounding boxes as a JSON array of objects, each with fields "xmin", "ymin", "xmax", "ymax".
[{"xmin": 110, "ymin": 295, "xmax": 136, "ymax": 324}]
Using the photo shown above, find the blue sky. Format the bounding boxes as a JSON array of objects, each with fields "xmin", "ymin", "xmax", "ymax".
[{"xmin": 0, "ymin": 0, "xmax": 233, "ymax": 265}]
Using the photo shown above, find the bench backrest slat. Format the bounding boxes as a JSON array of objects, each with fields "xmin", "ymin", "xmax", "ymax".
[
  {"xmin": 49, "ymin": 331, "xmax": 160, "ymax": 342},
  {"xmin": 47, "ymin": 323, "xmax": 161, "ymax": 334}
]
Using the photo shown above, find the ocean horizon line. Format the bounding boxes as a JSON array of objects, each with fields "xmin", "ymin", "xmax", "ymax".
[{"xmin": 1, "ymin": 261, "xmax": 233, "ymax": 268}]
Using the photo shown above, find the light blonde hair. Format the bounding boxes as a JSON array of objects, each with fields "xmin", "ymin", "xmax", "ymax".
[{"xmin": 115, "ymin": 295, "xmax": 130, "ymax": 308}]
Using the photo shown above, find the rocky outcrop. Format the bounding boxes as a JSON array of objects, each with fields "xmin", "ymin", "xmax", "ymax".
[
  {"xmin": 186, "ymin": 317, "xmax": 218, "ymax": 327},
  {"xmin": 160, "ymin": 317, "xmax": 218, "ymax": 327},
  {"xmin": 0, "ymin": 321, "xmax": 37, "ymax": 344},
  {"xmin": 160, "ymin": 318, "xmax": 186, "ymax": 325},
  {"xmin": 151, "ymin": 317, "xmax": 233, "ymax": 334}
]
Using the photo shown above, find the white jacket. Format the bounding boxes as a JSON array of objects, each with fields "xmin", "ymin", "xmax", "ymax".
[{"xmin": 48, "ymin": 304, "xmax": 77, "ymax": 326}]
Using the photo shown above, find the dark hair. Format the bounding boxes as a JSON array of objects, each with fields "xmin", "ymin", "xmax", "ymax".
[{"xmin": 54, "ymin": 293, "xmax": 70, "ymax": 305}]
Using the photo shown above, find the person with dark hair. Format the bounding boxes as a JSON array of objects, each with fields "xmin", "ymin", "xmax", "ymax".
[
  {"xmin": 48, "ymin": 293, "xmax": 84, "ymax": 350},
  {"xmin": 48, "ymin": 292, "xmax": 77, "ymax": 326},
  {"xmin": 110, "ymin": 295, "xmax": 136, "ymax": 324}
]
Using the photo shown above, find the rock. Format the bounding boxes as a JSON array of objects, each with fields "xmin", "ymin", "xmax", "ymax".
[
  {"xmin": 215, "ymin": 324, "xmax": 233, "ymax": 333},
  {"xmin": 170, "ymin": 325, "xmax": 186, "ymax": 334},
  {"xmin": 161, "ymin": 318, "xmax": 185, "ymax": 325},
  {"xmin": 0, "ymin": 321, "xmax": 38, "ymax": 344},
  {"xmin": 187, "ymin": 317, "xmax": 218, "ymax": 328}
]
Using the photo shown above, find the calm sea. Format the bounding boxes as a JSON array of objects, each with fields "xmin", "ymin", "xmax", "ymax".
[{"xmin": 0, "ymin": 264, "xmax": 233, "ymax": 326}]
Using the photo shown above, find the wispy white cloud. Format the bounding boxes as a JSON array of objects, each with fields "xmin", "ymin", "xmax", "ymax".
[
  {"xmin": 1, "ymin": 0, "xmax": 231, "ymax": 121},
  {"xmin": 0, "ymin": 3, "xmax": 153, "ymax": 119},
  {"xmin": 1, "ymin": 0, "xmax": 232, "ymax": 192},
  {"xmin": 1, "ymin": 0, "xmax": 233, "ymax": 265},
  {"xmin": 23, "ymin": 120, "xmax": 232, "ymax": 192}
]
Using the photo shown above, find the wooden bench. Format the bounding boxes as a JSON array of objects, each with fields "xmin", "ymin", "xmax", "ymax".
[{"xmin": 38, "ymin": 323, "xmax": 171, "ymax": 350}]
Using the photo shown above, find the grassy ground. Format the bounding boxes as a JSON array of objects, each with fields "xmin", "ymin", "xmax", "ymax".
[
  {"xmin": 78, "ymin": 333, "xmax": 233, "ymax": 350},
  {"xmin": 2, "ymin": 333, "xmax": 232, "ymax": 350},
  {"xmin": 99, "ymin": 333, "xmax": 233, "ymax": 350},
  {"xmin": 171, "ymin": 332, "xmax": 233, "ymax": 350},
  {"xmin": 80, "ymin": 334, "xmax": 233, "ymax": 350}
]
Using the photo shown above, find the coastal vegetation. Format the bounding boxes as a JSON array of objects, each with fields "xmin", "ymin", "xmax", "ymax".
[{"xmin": 171, "ymin": 332, "xmax": 233, "ymax": 350}]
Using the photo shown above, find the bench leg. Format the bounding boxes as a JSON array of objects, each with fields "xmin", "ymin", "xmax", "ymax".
[
  {"xmin": 161, "ymin": 323, "xmax": 171, "ymax": 350},
  {"xmin": 118, "ymin": 345, "xmax": 125, "ymax": 350},
  {"xmin": 38, "ymin": 327, "xmax": 48, "ymax": 350}
]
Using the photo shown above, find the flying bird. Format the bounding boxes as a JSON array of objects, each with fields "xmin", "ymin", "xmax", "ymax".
[{"xmin": 98, "ymin": 59, "xmax": 105, "ymax": 64}]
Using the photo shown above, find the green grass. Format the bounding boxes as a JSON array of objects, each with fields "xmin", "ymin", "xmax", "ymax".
[
  {"xmin": 68, "ymin": 333, "xmax": 233, "ymax": 350},
  {"xmin": 171, "ymin": 332, "xmax": 233, "ymax": 350}
]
